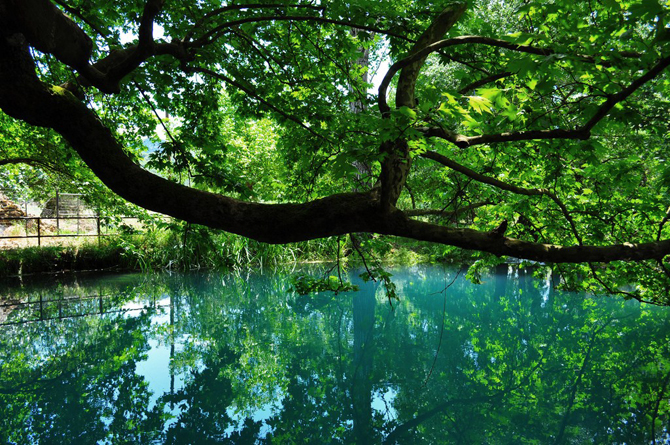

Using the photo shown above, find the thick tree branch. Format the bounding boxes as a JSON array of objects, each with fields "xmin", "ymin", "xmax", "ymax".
[
  {"xmin": 395, "ymin": 3, "xmax": 467, "ymax": 109},
  {"xmin": 5, "ymin": 0, "xmax": 93, "ymax": 70},
  {"xmin": 378, "ymin": 3, "xmax": 466, "ymax": 212},
  {"xmin": 384, "ymin": 214, "xmax": 670, "ymax": 263},
  {"xmin": 138, "ymin": 0, "xmax": 165, "ymax": 51}
]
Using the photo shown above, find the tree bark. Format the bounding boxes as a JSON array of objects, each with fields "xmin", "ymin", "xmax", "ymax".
[{"xmin": 379, "ymin": 3, "xmax": 466, "ymax": 211}]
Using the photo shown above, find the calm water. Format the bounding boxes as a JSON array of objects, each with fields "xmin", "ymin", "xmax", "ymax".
[{"xmin": 1, "ymin": 265, "xmax": 669, "ymax": 444}]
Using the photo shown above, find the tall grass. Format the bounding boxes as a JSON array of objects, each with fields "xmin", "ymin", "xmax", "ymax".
[
  {"xmin": 113, "ymin": 222, "xmax": 338, "ymax": 272},
  {"xmin": 0, "ymin": 222, "xmax": 338, "ymax": 277},
  {"xmin": 0, "ymin": 220, "xmax": 467, "ymax": 278}
]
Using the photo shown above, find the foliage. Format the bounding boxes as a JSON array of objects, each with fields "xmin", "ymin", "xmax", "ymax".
[
  {"xmin": 0, "ymin": 244, "xmax": 126, "ymax": 276},
  {"xmin": 0, "ymin": 225, "xmax": 339, "ymax": 277},
  {"xmin": 290, "ymin": 273, "xmax": 359, "ymax": 294}
]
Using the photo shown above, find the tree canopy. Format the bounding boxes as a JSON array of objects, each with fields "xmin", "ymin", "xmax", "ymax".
[{"xmin": 1, "ymin": 0, "xmax": 670, "ymax": 301}]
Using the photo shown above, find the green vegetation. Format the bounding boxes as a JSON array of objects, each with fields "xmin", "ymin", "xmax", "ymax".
[
  {"xmin": 0, "ymin": 227, "xmax": 340, "ymax": 277},
  {"xmin": 0, "ymin": 226, "xmax": 453, "ymax": 277},
  {"xmin": 1, "ymin": 0, "xmax": 670, "ymax": 302}
]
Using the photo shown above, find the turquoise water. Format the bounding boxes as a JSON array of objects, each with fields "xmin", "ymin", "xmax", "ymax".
[{"xmin": 0, "ymin": 265, "xmax": 669, "ymax": 444}]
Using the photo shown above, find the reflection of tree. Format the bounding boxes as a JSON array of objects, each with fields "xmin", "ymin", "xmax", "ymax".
[
  {"xmin": 162, "ymin": 346, "xmax": 248, "ymax": 444},
  {"xmin": 352, "ymin": 290, "xmax": 377, "ymax": 444},
  {"xmin": 1, "ymin": 266, "xmax": 670, "ymax": 443},
  {"xmin": 0, "ymin": 311, "xmax": 165, "ymax": 444},
  {"xmin": 377, "ymin": 267, "xmax": 670, "ymax": 444}
]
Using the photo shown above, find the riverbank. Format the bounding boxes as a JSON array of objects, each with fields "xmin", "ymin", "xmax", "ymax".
[{"xmin": 0, "ymin": 231, "xmax": 470, "ymax": 278}]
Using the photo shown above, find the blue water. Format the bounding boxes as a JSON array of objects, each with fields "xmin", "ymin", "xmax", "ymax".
[{"xmin": 0, "ymin": 264, "xmax": 669, "ymax": 444}]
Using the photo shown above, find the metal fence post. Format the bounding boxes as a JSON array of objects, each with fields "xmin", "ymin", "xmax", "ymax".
[
  {"xmin": 37, "ymin": 218, "xmax": 41, "ymax": 247},
  {"xmin": 55, "ymin": 191, "xmax": 60, "ymax": 232},
  {"xmin": 97, "ymin": 217, "xmax": 101, "ymax": 246}
]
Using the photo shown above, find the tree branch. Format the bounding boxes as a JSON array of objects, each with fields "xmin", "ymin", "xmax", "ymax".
[
  {"xmin": 421, "ymin": 126, "xmax": 590, "ymax": 149},
  {"xmin": 458, "ymin": 71, "xmax": 513, "ymax": 95},
  {"xmin": 185, "ymin": 3, "xmax": 326, "ymax": 43},
  {"xmin": 191, "ymin": 15, "xmax": 412, "ymax": 48},
  {"xmin": 583, "ymin": 54, "xmax": 670, "ymax": 132},
  {"xmin": 402, "ymin": 201, "xmax": 492, "ymax": 217},
  {"xmin": 378, "ymin": 3, "xmax": 466, "ymax": 212},
  {"xmin": 420, "ymin": 150, "xmax": 583, "ymax": 244},
  {"xmin": 138, "ymin": 0, "xmax": 165, "ymax": 51},
  {"xmin": 418, "ymin": 53, "xmax": 670, "ymax": 148},
  {"xmin": 379, "ymin": 34, "xmax": 643, "ymax": 115},
  {"xmin": 384, "ymin": 214, "xmax": 670, "ymax": 263}
]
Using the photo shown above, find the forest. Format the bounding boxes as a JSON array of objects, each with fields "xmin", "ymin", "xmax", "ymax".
[{"xmin": 1, "ymin": 0, "xmax": 670, "ymax": 303}]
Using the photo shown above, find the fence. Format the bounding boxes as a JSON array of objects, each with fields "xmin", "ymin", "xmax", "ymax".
[
  {"xmin": 0, "ymin": 291, "xmax": 168, "ymax": 326},
  {"xmin": 0, "ymin": 216, "xmax": 139, "ymax": 247}
]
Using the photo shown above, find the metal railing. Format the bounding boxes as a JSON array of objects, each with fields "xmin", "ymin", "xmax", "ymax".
[
  {"xmin": 0, "ymin": 292, "xmax": 167, "ymax": 326},
  {"xmin": 0, "ymin": 216, "xmax": 138, "ymax": 247}
]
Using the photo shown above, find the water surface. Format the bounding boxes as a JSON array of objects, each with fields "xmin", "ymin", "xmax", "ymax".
[{"xmin": 1, "ymin": 265, "xmax": 669, "ymax": 444}]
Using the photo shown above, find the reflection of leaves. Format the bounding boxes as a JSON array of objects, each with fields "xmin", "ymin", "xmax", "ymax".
[
  {"xmin": 290, "ymin": 293, "xmax": 339, "ymax": 315},
  {"xmin": 290, "ymin": 273, "xmax": 359, "ymax": 295},
  {"xmin": 163, "ymin": 346, "xmax": 240, "ymax": 444},
  {"xmin": 360, "ymin": 268, "xmax": 398, "ymax": 305},
  {"xmin": 226, "ymin": 418, "xmax": 263, "ymax": 444},
  {"xmin": 0, "ymin": 310, "xmax": 165, "ymax": 444},
  {"xmin": 2, "ymin": 266, "xmax": 670, "ymax": 443}
]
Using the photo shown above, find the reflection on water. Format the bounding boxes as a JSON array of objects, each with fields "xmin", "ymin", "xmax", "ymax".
[{"xmin": 1, "ymin": 265, "xmax": 669, "ymax": 444}]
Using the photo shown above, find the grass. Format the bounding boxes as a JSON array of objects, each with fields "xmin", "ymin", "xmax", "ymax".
[
  {"xmin": 0, "ymin": 224, "xmax": 338, "ymax": 277},
  {"xmin": 0, "ymin": 222, "xmax": 470, "ymax": 278}
]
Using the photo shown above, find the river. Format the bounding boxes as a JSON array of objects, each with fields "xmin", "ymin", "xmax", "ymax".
[{"xmin": 1, "ymin": 264, "xmax": 669, "ymax": 444}]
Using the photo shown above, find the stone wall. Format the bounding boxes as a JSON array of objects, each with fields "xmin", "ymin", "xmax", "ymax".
[{"xmin": 0, "ymin": 195, "xmax": 26, "ymax": 227}]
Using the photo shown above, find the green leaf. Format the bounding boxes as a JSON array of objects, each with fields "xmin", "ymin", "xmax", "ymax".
[{"xmin": 468, "ymin": 96, "xmax": 494, "ymax": 114}]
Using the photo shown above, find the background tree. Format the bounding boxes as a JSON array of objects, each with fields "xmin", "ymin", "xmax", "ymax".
[{"xmin": 1, "ymin": 0, "xmax": 670, "ymax": 302}]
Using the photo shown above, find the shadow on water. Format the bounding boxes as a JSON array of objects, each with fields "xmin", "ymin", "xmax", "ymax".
[{"xmin": 0, "ymin": 264, "xmax": 669, "ymax": 444}]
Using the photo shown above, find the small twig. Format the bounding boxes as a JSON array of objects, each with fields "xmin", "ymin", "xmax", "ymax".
[
  {"xmin": 587, "ymin": 263, "xmax": 665, "ymax": 306},
  {"xmin": 336, "ymin": 236, "xmax": 343, "ymax": 285},
  {"xmin": 423, "ymin": 268, "xmax": 462, "ymax": 386},
  {"xmin": 133, "ymin": 80, "xmax": 192, "ymax": 180},
  {"xmin": 349, "ymin": 233, "xmax": 373, "ymax": 279}
]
